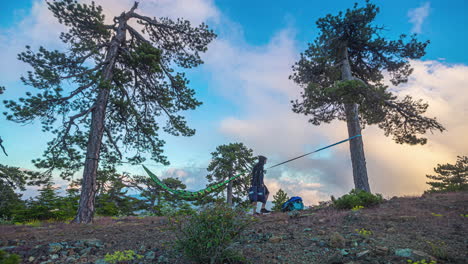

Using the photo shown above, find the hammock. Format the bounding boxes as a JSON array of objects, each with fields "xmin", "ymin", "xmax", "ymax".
[
  {"xmin": 142, "ymin": 135, "xmax": 361, "ymax": 201},
  {"xmin": 142, "ymin": 165, "xmax": 247, "ymax": 201}
]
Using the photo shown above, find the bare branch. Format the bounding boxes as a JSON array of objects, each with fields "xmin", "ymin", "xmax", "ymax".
[{"xmin": 104, "ymin": 125, "xmax": 123, "ymax": 159}]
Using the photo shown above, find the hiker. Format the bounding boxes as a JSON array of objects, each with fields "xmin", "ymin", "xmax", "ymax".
[{"xmin": 250, "ymin": 155, "xmax": 271, "ymax": 214}]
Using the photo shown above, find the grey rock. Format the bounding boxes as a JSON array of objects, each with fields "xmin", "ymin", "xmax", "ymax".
[
  {"xmin": 303, "ymin": 228, "xmax": 313, "ymax": 232},
  {"xmin": 356, "ymin": 250, "xmax": 370, "ymax": 258},
  {"xmin": 145, "ymin": 250, "xmax": 156, "ymax": 260},
  {"xmin": 94, "ymin": 259, "xmax": 107, "ymax": 264},
  {"xmin": 48, "ymin": 243, "xmax": 64, "ymax": 253},
  {"xmin": 82, "ymin": 238, "xmax": 103, "ymax": 247},
  {"xmin": 395, "ymin": 248, "xmax": 412, "ymax": 258},
  {"xmin": 50, "ymin": 254, "xmax": 59, "ymax": 260}
]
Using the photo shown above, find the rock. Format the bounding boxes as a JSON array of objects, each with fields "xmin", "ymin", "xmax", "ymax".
[
  {"xmin": 50, "ymin": 254, "xmax": 59, "ymax": 260},
  {"xmin": 329, "ymin": 232, "xmax": 346, "ymax": 248},
  {"xmin": 28, "ymin": 256, "xmax": 35, "ymax": 262},
  {"xmin": 318, "ymin": 218, "xmax": 327, "ymax": 224},
  {"xmin": 318, "ymin": 230, "xmax": 326, "ymax": 235},
  {"xmin": 374, "ymin": 246, "xmax": 389, "ymax": 255},
  {"xmin": 356, "ymin": 250, "xmax": 370, "ymax": 258},
  {"xmin": 157, "ymin": 255, "xmax": 169, "ymax": 263},
  {"xmin": 48, "ymin": 243, "xmax": 64, "ymax": 253},
  {"xmin": 412, "ymin": 250, "xmax": 436, "ymax": 261},
  {"xmin": 269, "ymin": 236, "xmax": 282, "ymax": 243},
  {"xmin": 82, "ymin": 238, "xmax": 103, "ymax": 247},
  {"xmin": 94, "ymin": 259, "xmax": 107, "ymax": 264},
  {"xmin": 80, "ymin": 247, "xmax": 92, "ymax": 256},
  {"xmin": 340, "ymin": 249, "xmax": 349, "ymax": 256},
  {"xmin": 303, "ymin": 228, "xmax": 313, "ymax": 232},
  {"xmin": 145, "ymin": 250, "xmax": 156, "ymax": 260},
  {"xmin": 395, "ymin": 248, "xmax": 413, "ymax": 258},
  {"xmin": 385, "ymin": 227, "xmax": 396, "ymax": 233},
  {"xmin": 327, "ymin": 251, "xmax": 344, "ymax": 264}
]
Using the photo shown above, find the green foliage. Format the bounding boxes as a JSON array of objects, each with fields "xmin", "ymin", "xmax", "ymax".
[
  {"xmin": 130, "ymin": 173, "xmax": 188, "ymax": 215},
  {"xmin": 0, "ymin": 250, "xmax": 21, "ymax": 264},
  {"xmin": 351, "ymin": 205, "xmax": 364, "ymax": 211},
  {"xmin": 104, "ymin": 250, "xmax": 143, "ymax": 264},
  {"xmin": 173, "ymin": 203, "xmax": 251, "ymax": 264},
  {"xmin": 355, "ymin": 228, "xmax": 372, "ymax": 237},
  {"xmin": 272, "ymin": 189, "xmax": 289, "ymax": 212},
  {"xmin": 406, "ymin": 260, "xmax": 436, "ymax": 264},
  {"xmin": 290, "ymin": 0, "xmax": 444, "ymax": 145},
  {"xmin": 426, "ymin": 240, "xmax": 448, "ymax": 260},
  {"xmin": 206, "ymin": 143, "xmax": 256, "ymax": 205},
  {"xmin": 332, "ymin": 189, "xmax": 383, "ymax": 209},
  {"xmin": 2, "ymin": 0, "xmax": 216, "ymax": 181},
  {"xmin": 426, "ymin": 156, "xmax": 468, "ymax": 193}
]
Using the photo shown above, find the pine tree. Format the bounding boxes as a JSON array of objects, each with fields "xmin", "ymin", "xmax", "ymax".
[
  {"xmin": 426, "ymin": 156, "xmax": 468, "ymax": 193},
  {"xmin": 272, "ymin": 189, "xmax": 289, "ymax": 212},
  {"xmin": 131, "ymin": 174, "xmax": 187, "ymax": 215},
  {"xmin": 206, "ymin": 143, "xmax": 256, "ymax": 206},
  {"xmin": 290, "ymin": 1, "xmax": 444, "ymax": 192},
  {"xmin": 2, "ymin": 0, "xmax": 216, "ymax": 223}
]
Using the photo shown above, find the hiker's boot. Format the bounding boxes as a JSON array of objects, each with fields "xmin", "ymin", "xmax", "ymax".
[{"xmin": 260, "ymin": 208, "xmax": 271, "ymax": 214}]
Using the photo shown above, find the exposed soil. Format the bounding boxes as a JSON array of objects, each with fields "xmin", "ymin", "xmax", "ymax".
[{"xmin": 1, "ymin": 191, "xmax": 467, "ymax": 264}]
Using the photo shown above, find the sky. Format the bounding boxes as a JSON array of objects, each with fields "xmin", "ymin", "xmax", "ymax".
[{"xmin": 0, "ymin": 0, "xmax": 467, "ymax": 204}]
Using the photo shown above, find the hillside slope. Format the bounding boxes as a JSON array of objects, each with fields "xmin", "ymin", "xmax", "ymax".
[{"xmin": 1, "ymin": 192, "xmax": 467, "ymax": 263}]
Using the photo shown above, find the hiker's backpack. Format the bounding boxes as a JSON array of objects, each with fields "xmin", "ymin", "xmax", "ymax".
[{"xmin": 281, "ymin": 196, "xmax": 304, "ymax": 212}]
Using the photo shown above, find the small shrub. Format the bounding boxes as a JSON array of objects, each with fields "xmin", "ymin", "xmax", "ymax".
[
  {"xmin": 0, "ymin": 250, "xmax": 21, "ymax": 264},
  {"xmin": 351, "ymin": 205, "xmax": 364, "ymax": 211},
  {"xmin": 355, "ymin": 228, "xmax": 372, "ymax": 237},
  {"xmin": 430, "ymin": 213, "xmax": 443, "ymax": 217},
  {"xmin": 426, "ymin": 240, "xmax": 448, "ymax": 259},
  {"xmin": 173, "ymin": 203, "xmax": 252, "ymax": 264},
  {"xmin": 407, "ymin": 259, "xmax": 436, "ymax": 264},
  {"xmin": 332, "ymin": 189, "xmax": 383, "ymax": 209},
  {"xmin": 104, "ymin": 250, "xmax": 143, "ymax": 264}
]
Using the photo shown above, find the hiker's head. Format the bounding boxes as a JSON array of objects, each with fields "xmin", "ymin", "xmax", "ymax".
[{"xmin": 258, "ymin": 155, "xmax": 267, "ymax": 164}]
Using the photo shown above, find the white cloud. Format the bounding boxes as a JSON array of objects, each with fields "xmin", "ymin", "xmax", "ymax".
[{"xmin": 408, "ymin": 2, "xmax": 430, "ymax": 34}]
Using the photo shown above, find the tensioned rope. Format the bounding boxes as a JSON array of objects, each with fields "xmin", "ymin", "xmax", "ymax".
[{"xmin": 143, "ymin": 135, "xmax": 362, "ymax": 200}]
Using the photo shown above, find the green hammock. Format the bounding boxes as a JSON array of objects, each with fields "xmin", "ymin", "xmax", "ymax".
[{"xmin": 142, "ymin": 165, "xmax": 247, "ymax": 201}]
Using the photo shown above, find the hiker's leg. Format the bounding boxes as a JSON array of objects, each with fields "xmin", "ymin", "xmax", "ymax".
[
  {"xmin": 252, "ymin": 201, "xmax": 258, "ymax": 213},
  {"xmin": 261, "ymin": 187, "xmax": 269, "ymax": 209}
]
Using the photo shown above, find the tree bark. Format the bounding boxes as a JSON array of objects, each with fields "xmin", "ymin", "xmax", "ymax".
[
  {"xmin": 226, "ymin": 175, "xmax": 233, "ymax": 206},
  {"xmin": 73, "ymin": 13, "xmax": 129, "ymax": 224},
  {"xmin": 341, "ymin": 47, "xmax": 371, "ymax": 193}
]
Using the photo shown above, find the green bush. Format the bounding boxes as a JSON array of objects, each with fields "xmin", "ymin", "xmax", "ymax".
[
  {"xmin": 104, "ymin": 250, "xmax": 143, "ymax": 264},
  {"xmin": 0, "ymin": 250, "xmax": 21, "ymax": 264},
  {"xmin": 173, "ymin": 203, "xmax": 251, "ymax": 264},
  {"xmin": 332, "ymin": 189, "xmax": 383, "ymax": 209}
]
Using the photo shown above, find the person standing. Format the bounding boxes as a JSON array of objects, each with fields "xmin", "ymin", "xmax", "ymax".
[{"xmin": 250, "ymin": 155, "xmax": 271, "ymax": 214}]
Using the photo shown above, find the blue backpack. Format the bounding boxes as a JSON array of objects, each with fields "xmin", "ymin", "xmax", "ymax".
[{"xmin": 281, "ymin": 197, "xmax": 304, "ymax": 212}]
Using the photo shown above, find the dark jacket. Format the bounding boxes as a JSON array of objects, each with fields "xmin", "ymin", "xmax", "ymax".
[{"xmin": 251, "ymin": 162, "xmax": 265, "ymax": 187}]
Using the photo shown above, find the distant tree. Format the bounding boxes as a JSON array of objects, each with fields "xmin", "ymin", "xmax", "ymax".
[
  {"xmin": 131, "ymin": 174, "xmax": 187, "ymax": 215},
  {"xmin": 290, "ymin": 1, "xmax": 444, "ymax": 192},
  {"xmin": 0, "ymin": 181, "xmax": 25, "ymax": 220},
  {"xmin": 206, "ymin": 143, "xmax": 256, "ymax": 206},
  {"xmin": 426, "ymin": 156, "xmax": 468, "ymax": 193},
  {"xmin": 93, "ymin": 169, "xmax": 138, "ymax": 216},
  {"xmin": 0, "ymin": 164, "xmax": 50, "ymax": 191},
  {"xmin": 2, "ymin": 0, "xmax": 215, "ymax": 223},
  {"xmin": 272, "ymin": 189, "xmax": 289, "ymax": 212}
]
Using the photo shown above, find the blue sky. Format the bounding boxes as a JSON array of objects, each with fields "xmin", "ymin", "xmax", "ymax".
[{"xmin": 1, "ymin": 0, "xmax": 467, "ymax": 203}]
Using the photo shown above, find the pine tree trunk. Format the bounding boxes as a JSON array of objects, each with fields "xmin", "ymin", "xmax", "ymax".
[
  {"xmin": 73, "ymin": 14, "xmax": 128, "ymax": 224},
  {"xmin": 341, "ymin": 47, "xmax": 371, "ymax": 193},
  {"xmin": 226, "ymin": 180, "xmax": 233, "ymax": 206}
]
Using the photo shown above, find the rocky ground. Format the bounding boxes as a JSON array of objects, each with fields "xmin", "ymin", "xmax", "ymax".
[{"xmin": 1, "ymin": 191, "xmax": 467, "ymax": 264}]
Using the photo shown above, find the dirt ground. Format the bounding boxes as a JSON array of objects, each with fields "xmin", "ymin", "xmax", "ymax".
[{"xmin": 1, "ymin": 191, "xmax": 467, "ymax": 264}]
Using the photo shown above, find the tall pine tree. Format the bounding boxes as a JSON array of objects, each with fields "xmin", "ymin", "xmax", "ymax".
[
  {"xmin": 290, "ymin": 1, "xmax": 444, "ymax": 192},
  {"xmin": 3, "ymin": 0, "xmax": 215, "ymax": 223}
]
